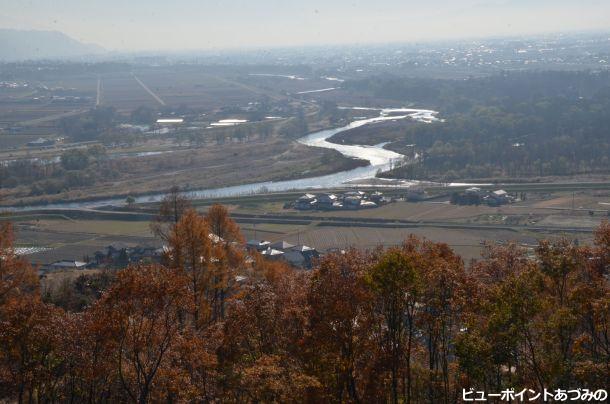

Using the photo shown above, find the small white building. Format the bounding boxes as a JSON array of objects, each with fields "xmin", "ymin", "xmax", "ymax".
[
  {"xmin": 316, "ymin": 193, "xmax": 338, "ymax": 209},
  {"xmin": 269, "ymin": 241, "xmax": 295, "ymax": 250},
  {"xmin": 261, "ymin": 248, "xmax": 285, "ymax": 261},
  {"xmin": 246, "ymin": 240, "xmax": 271, "ymax": 252},
  {"xmin": 296, "ymin": 194, "xmax": 317, "ymax": 210},
  {"xmin": 156, "ymin": 118, "xmax": 184, "ymax": 124}
]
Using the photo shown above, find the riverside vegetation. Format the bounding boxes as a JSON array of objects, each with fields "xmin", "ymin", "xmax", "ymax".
[{"xmin": 345, "ymin": 71, "xmax": 610, "ymax": 181}]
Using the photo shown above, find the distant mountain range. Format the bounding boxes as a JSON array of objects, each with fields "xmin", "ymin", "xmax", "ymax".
[{"xmin": 0, "ymin": 29, "xmax": 105, "ymax": 61}]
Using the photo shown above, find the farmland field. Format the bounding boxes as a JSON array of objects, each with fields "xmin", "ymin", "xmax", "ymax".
[
  {"xmin": 98, "ymin": 72, "xmax": 160, "ymax": 110},
  {"xmin": 132, "ymin": 68, "xmax": 267, "ymax": 109},
  {"xmin": 5, "ymin": 189, "xmax": 605, "ymax": 266}
]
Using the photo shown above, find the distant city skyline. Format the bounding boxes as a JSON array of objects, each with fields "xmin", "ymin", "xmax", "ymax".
[{"xmin": 2, "ymin": 0, "xmax": 610, "ymax": 51}]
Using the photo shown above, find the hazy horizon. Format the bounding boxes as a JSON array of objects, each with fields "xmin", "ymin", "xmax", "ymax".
[{"xmin": 2, "ymin": 0, "xmax": 610, "ymax": 52}]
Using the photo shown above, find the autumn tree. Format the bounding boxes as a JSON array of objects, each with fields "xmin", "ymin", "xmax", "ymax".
[
  {"xmin": 204, "ymin": 204, "xmax": 244, "ymax": 320},
  {"xmin": 578, "ymin": 221, "xmax": 610, "ymax": 386},
  {"xmin": 204, "ymin": 204, "xmax": 243, "ymax": 245},
  {"xmin": 90, "ymin": 264, "xmax": 192, "ymax": 403},
  {"xmin": 62, "ymin": 309, "xmax": 121, "ymax": 402},
  {"xmin": 218, "ymin": 263, "xmax": 319, "ymax": 402},
  {"xmin": 167, "ymin": 207, "xmax": 243, "ymax": 326},
  {"xmin": 461, "ymin": 253, "xmax": 546, "ymax": 393},
  {"xmin": 0, "ymin": 222, "xmax": 38, "ymax": 304},
  {"xmin": 457, "ymin": 243, "xmax": 539, "ymax": 392},
  {"xmin": 306, "ymin": 250, "xmax": 378, "ymax": 403},
  {"xmin": 0, "ymin": 222, "xmax": 68, "ymax": 402},
  {"xmin": 592, "ymin": 220, "xmax": 610, "ymax": 274},
  {"xmin": 1, "ymin": 213, "xmax": 608, "ymax": 403},
  {"xmin": 0, "ymin": 297, "xmax": 68, "ymax": 402},
  {"xmin": 365, "ymin": 237, "xmax": 468, "ymax": 404},
  {"xmin": 458, "ymin": 235, "xmax": 610, "ymax": 396},
  {"xmin": 366, "ymin": 247, "xmax": 419, "ymax": 404},
  {"xmin": 414, "ymin": 240, "xmax": 467, "ymax": 404},
  {"xmin": 166, "ymin": 209, "xmax": 215, "ymax": 327}
]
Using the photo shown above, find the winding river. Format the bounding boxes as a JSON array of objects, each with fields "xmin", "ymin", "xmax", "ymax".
[{"xmin": 8, "ymin": 108, "xmax": 439, "ymax": 211}]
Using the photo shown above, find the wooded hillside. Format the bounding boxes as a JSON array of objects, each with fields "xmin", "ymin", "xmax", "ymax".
[{"xmin": 1, "ymin": 204, "xmax": 608, "ymax": 403}]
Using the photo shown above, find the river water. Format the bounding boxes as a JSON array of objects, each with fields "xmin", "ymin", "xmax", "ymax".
[{"xmin": 7, "ymin": 108, "xmax": 439, "ymax": 211}]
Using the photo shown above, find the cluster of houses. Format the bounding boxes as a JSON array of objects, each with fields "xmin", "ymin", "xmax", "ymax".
[
  {"xmin": 91, "ymin": 244, "xmax": 164, "ymax": 267},
  {"xmin": 294, "ymin": 190, "xmax": 389, "ymax": 211},
  {"xmin": 41, "ymin": 237, "xmax": 320, "ymax": 274},
  {"xmin": 27, "ymin": 137, "xmax": 55, "ymax": 148},
  {"xmin": 41, "ymin": 244, "xmax": 164, "ymax": 273},
  {"xmin": 246, "ymin": 239, "xmax": 320, "ymax": 269},
  {"xmin": 41, "ymin": 260, "xmax": 89, "ymax": 272},
  {"xmin": 451, "ymin": 187, "xmax": 515, "ymax": 206}
]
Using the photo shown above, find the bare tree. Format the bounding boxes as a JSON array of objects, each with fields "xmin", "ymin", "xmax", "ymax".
[{"xmin": 150, "ymin": 185, "xmax": 192, "ymax": 242}]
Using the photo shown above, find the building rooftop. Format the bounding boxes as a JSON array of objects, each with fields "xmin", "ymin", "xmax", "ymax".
[
  {"xmin": 156, "ymin": 118, "xmax": 184, "ymax": 124},
  {"xmin": 292, "ymin": 245, "xmax": 315, "ymax": 252},
  {"xmin": 247, "ymin": 239, "xmax": 271, "ymax": 247},
  {"xmin": 50, "ymin": 260, "xmax": 87, "ymax": 268},
  {"xmin": 270, "ymin": 241, "xmax": 295, "ymax": 250},
  {"xmin": 262, "ymin": 248, "xmax": 285, "ymax": 256}
]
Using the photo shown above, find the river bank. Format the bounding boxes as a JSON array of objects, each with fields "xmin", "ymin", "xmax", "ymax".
[{"xmin": 4, "ymin": 107, "xmax": 440, "ymax": 211}]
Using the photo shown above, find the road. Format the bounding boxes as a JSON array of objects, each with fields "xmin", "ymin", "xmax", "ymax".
[
  {"xmin": 19, "ymin": 108, "xmax": 89, "ymax": 127},
  {"xmin": 96, "ymin": 76, "xmax": 102, "ymax": 106},
  {"xmin": 132, "ymin": 73, "xmax": 166, "ymax": 106},
  {"xmin": 6, "ymin": 208, "xmax": 597, "ymax": 234},
  {"xmin": 203, "ymin": 73, "xmax": 284, "ymax": 102}
]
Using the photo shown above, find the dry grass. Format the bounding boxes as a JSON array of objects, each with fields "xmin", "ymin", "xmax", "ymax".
[
  {"xmin": 0, "ymin": 139, "xmax": 362, "ymax": 207},
  {"xmin": 33, "ymin": 219, "xmax": 153, "ymax": 237}
]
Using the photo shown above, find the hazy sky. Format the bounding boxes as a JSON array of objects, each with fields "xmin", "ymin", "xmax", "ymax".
[{"xmin": 2, "ymin": 0, "xmax": 610, "ymax": 50}]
